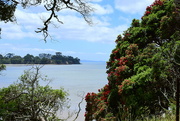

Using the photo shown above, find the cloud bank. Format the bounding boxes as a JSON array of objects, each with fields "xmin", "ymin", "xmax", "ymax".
[
  {"xmin": 115, "ymin": 0, "xmax": 155, "ymax": 14},
  {"xmin": 0, "ymin": 2, "xmax": 129, "ymax": 43}
]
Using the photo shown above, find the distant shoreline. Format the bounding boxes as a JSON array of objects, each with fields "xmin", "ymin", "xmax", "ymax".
[
  {"xmin": 0, "ymin": 53, "xmax": 80, "ymax": 65},
  {"xmin": 4, "ymin": 63, "xmax": 81, "ymax": 66}
]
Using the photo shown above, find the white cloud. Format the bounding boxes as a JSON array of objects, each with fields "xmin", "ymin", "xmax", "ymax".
[
  {"xmin": 92, "ymin": 4, "xmax": 114, "ymax": 15},
  {"xmin": 0, "ymin": 8, "xmax": 55, "ymax": 40},
  {"xmin": 12, "ymin": 48, "xmax": 57, "ymax": 53},
  {"xmin": 0, "ymin": 23, "xmax": 39, "ymax": 40},
  {"xmin": 0, "ymin": 43, "xmax": 84, "ymax": 59},
  {"xmin": 1, "ymin": 6, "xmax": 128, "ymax": 43},
  {"xmin": 115, "ymin": 0, "xmax": 155, "ymax": 14},
  {"xmin": 96, "ymin": 52, "xmax": 107, "ymax": 55},
  {"xmin": 63, "ymin": 51, "xmax": 77, "ymax": 55},
  {"xmin": 89, "ymin": 0, "xmax": 103, "ymax": 2},
  {"xmin": 51, "ymin": 19, "xmax": 128, "ymax": 43},
  {"xmin": 0, "ymin": 43, "xmax": 58, "ymax": 56}
]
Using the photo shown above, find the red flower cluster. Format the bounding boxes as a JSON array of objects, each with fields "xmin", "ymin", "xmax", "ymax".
[
  {"xmin": 85, "ymin": 92, "xmax": 97, "ymax": 101},
  {"xmin": 145, "ymin": 6, "xmax": 152, "ymax": 16},
  {"xmin": 118, "ymin": 80, "xmax": 133, "ymax": 95},
  {"xmin": 115, "ymin": 35, "xmax": 122, "ymax": 43},
  {"xmin": 115, "ymin": 39, "xmax": 119, "ymax": 43},
  {"xmin": 122, "ymin": 33, "xmax": 131, "ymax": 41},
  {"xmin": 101, "ymin": 85, "xmax": 111, "ymax": 102},
  {"xmin": 101, "ymin": 91, "xmax": 110, "ymax": 102},
  {"xmin": 125, "ymin": 33, "xmax": 130, "ymax": 36},
  {"xmin": 146, "ymin": 6, "xmax": 152, "ymax": 11},
  {"xmin": 85, "ymin": 92, "xmax": 98, "ymax": 120},
  {"xmin": 118, "ymin": 85, "xmax": 123, "ymax": 94},
  {"xmin": 104, "ymin": 84, "xmax": 109, "ymax": 90},
  {"xmin": 152, "ymin": 0, "xmax": 164, "ymax": 6},
  {"xmin": 108, "ymin": 71, "xmax": 113, "ymax": 77},
  {"xmin": 142, "ymin": 0, "xmax": 164, "ymax": 18},
  {"xmin": 113, "ymin": 49, "xmax": 120, "ymax": 54},
  {"xmin": 85, "ymin": 84, "xmax": 111, "ymax": 120},
  {"xmin": 117, "ymin": 57, "xmax": 128, "ymax": 65},
  {"xmin": 145, "ymin": 11, "xmax": 151, "ymax": 16},
  {"xmin": 129, "ymin": 44, "xmax": 138, "ymax": 49},
  {"xmin": 125, "ymin": 44, "xmax": 138, "ymax": 57},
  {"xmin": 115, "ymin": 65, "xmax": 127, "ymax": 74}
]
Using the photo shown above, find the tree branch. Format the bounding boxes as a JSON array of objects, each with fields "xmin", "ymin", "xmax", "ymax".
[
  {"xmin": 73, "ymin": 91, "xmax": 85, "ymax": 121},
  {"xmin": 34, "ymin": 0, "xmax": 93, "ymax": 42},
  {"xmin": 5, "ymin": 92, "xmax": 27, "ymax": 102},
  {"xmin": 35, "ymin": 0, "xmax": 62, "ymax": 42}
]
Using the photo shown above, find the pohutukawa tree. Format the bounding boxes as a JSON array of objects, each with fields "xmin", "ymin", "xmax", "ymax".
[
  {"xmin": 85, "ymin": 0, "xmax": 180, "ymax": 120},
  {"xmin": 0, "ymin": 0, "xmax": 94, "ymax": 41}
]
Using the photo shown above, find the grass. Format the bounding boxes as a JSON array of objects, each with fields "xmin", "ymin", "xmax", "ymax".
[{"xmin": 142, "ymin": 113, "xmax": 176, "ymax": 121}]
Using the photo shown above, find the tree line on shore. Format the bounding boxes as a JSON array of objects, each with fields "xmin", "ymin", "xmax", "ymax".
[{"xmin": 0, "ymin": 52, "xmax": 80, "ymax": 64}]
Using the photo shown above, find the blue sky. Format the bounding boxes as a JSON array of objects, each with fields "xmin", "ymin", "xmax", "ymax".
[{"xmin": 0, "ymin": 0, "xmax": 154, "ymax": 61}]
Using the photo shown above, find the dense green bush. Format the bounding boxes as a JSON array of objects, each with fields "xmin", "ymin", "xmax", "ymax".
[{"xmin": 0, "ymin": 66, "xmax": 69, "ymax": 121}]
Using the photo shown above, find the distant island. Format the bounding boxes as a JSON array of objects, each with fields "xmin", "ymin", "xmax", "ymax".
[{"xmin": 0, "ymin": 52, "xmax": 80, "ymax": 64}]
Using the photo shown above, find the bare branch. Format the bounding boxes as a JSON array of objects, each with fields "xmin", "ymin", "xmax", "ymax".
[
  {"xmin": 5, "ymin": 92, "xmax": 28, "ymax": 102},
  {"xmin": 73, "ymin": 91, "xmax": 85, "ymax": 121},
  {"xmin": 1, "ymin": 0, "xmax": 93, "ymax": 41},
  {"xmin": 33, "ymin": 0, "xmax": 93, "ymax": 42},
  {"xmin": 160, "ymin": 88, "xmax": 171, "ymax": 104},
  {"xmin": 65, "ymin": 0, "xmax": 93, "ymax": 25},
  {"xmin": 158, "ymin": 96, "xmax": 168, "ymax": 111},
  {"xmin": 35, "ymin": 0, "xmax": 61, "ymax": 42}
]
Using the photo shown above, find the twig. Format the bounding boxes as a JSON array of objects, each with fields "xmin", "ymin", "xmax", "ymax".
[{"xmin": 73, "ymin": 91, "xmax": 85, "ymax": 121}]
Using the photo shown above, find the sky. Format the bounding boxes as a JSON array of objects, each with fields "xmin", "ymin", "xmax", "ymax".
[{"xmin": 0, "ymin": 0, "xmax": 155, "ymax": 61}]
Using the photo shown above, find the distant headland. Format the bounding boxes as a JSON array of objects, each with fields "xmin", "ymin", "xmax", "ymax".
[{"xmin": 0, "ymin": 52, "xmax": 80, "ymax": 64}]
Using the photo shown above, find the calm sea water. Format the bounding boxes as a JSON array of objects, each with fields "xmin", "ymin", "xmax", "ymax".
[{"xmin": 0, "ymin": 62, "xmax": 108, "ymax": 121}]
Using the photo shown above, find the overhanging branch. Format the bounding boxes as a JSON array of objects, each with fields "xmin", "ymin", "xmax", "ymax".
[{"xmin": 33, "ymin": 0, "xmax": 93, "ymax": 42}]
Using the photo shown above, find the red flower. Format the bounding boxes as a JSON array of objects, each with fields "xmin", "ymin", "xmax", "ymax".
[
  {"xmin": 151, "ymin": 0, "xmax": 164, "ymax": 7},
  {"xmin": 146, "ymin": 6, "xmax": 152, "ymax": 11},
  {"xmin": 125, "ymin": 33, "xmax": 130, "ymax": 36},
  {"xmin": 145, "ymin": 11, "xmax": 151, "ymax": 16},
  {"xmin": 85, "ymin": 93, "xmax": 90, "ymax": 101}
]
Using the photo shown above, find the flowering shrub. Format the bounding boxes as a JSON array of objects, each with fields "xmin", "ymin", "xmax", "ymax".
[
  {"xmin": 85, "ymin": 0, "xmax": 180, "ymax": 120},
  {"xmin": 142, "ymin": 0, "xmax": 164, "ymax": 18}
]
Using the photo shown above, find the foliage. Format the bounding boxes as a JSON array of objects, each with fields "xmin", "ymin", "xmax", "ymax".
[
  {"xmin": 140, "ymin": 112, "xmax": 176, "ymax": 121},
  {"xmin": 0, "ymin": 52, "xmax": 80, "ymax": 64},
  {"xmin": 85, "ymin": 0, "xmax": 180, "ymax": 120},
  {"xmin": 0, "ymin": 0, "xmax": 17, "ymax": 23},
  {"xmin": 0, "ymin": 66, "xmax": 69, "ymax": 121},
  {"xmin": 0, "ymin": 0, "xmax": 93, "ymax": 41},
  {"xmin": 174, "ymin": 44, "xmax": 180, "ymax": 65},
  {"xmin": 0, "ymin": 64, "xmax": 6, "ymax": 75}
]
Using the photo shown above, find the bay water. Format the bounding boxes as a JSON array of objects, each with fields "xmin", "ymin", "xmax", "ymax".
[{"xmin": 0, "ymin": 62, "xmax": 108, "ymax": 121}]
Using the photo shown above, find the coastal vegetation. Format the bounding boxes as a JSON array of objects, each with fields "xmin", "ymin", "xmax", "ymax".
[
  {"xmin": 0, "ymin": 52, "xmax": 80, "ymax": 64},
  {"xmin": 0, "ymin": 64, "xmax": 6, "ymax": 73},
  {"xmin": 85, "ymin": 0, "xmax": 180, "ymax": 120},
  {"xmin": 0, "ymin": 66, "xmax": 70, "ymax": 121}
]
